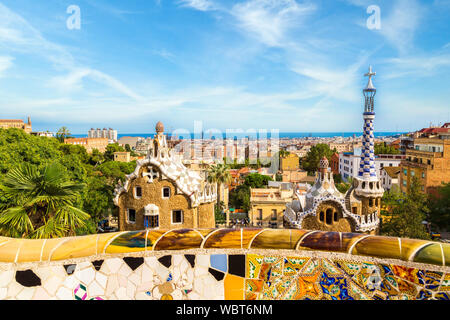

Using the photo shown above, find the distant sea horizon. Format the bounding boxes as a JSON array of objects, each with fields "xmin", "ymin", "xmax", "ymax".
[{"xmin": 71, "ymin": 132, "xmax": 407, "ymax": 139}]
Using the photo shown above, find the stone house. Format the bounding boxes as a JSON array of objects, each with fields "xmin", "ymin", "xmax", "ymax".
[{"xmin": 113, "ymin": 122, "xmax": 217, "ymax": 231}]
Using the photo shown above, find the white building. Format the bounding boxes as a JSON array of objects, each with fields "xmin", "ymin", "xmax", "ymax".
[
  {"xmin": 339, "ymin": 152, "xmax": 405, "ymax": 182},
  {"xmin": 88, "ymin": 128, "xmax": 118, "ymax": 142}
]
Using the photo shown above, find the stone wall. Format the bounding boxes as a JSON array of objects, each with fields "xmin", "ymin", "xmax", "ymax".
[{"xmin": 0, "ymin": 228, "xmax": 449, "ymax": 300}]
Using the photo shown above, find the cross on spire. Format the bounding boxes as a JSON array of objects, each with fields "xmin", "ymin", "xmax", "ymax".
[{"xmin": 364, "ymin": 65, "xmax": 376, "ymax": 90}]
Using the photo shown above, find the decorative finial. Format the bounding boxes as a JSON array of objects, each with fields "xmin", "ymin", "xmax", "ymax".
[
  {"xmin": 156, "ymin": 121, "xmax": 164, "ymax": 134},
  {"xmin": 364, "ymin": 65, "xmax": 376, "ymax": 90}
]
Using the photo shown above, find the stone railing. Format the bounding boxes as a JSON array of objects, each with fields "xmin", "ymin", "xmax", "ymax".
[{"xmin": 0, "ymin": 228, "xmax": 448, "ymax": 300}]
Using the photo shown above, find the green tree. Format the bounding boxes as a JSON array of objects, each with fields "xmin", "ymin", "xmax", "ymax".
[
  {"xmin": 229, "ymin": 173, "xmax": 273, "ymax": 213},
  {"xmin": 381, "ymin": 176, "xmax": 430, "ymax": 240},
  {"xmin": 374, "ymin": 142, "xmax": 400, "ymax": 155},
  {"xmin": 428, "ymin": 182, "xmax": 450, "ymax": 231},
  {"xmin": 56, "ymin": 126, "xmax": 72, "ymax": 143},
  {"xmin": 104, "ymin": 143, "xmax": 125, "ymax": 160},
  {"xmin": 302, "ymin": 144, "xmax": 336, "ymax": 174},
  {"xmin": 336, "ymin": 177, "xmax": 352, "ymax": 194},
  {"xmin": 89, "ymin": 149, "xmax": 105, "ymax": 166},
  {"xmin": 208, "ymin": 164, "xmax": 232, "ymax": 224},
  {"xmin": 0, "ymin": 163, "xmax": 90, "ymax": 238}
]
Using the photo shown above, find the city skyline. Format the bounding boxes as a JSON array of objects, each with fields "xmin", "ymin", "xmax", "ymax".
[{"xmin": 0, "ymin": 0, "xmax": 450, "ymax": 133}]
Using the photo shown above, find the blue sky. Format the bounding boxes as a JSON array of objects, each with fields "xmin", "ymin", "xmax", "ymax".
[{"xmin": 0, "ymin": 0, "xmax": 449, "ymax": 134}]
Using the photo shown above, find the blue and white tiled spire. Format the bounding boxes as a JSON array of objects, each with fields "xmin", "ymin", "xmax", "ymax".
[
  {"xmin": 358, "ymin": 66, "xmax": 377, "ymax": 181},
  {"xmin": 354, "ymin": 66, "xmax": 384, "ymax": 199}
]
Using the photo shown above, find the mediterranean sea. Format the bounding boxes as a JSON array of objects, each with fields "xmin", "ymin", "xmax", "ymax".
[{"xmin": 72, "ymin": 132, "xmax": 406, "ymax": 139}]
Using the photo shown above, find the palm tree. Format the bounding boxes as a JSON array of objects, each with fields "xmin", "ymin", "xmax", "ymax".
[
  {"xmin": 207, "ymin": 164, "xmax": 232, "ymax": 227},
  {"xmin": 56, "ymin": 126, "xmax": 71, "ymax": 142},
  {"xmin": 0, "ymin": 163, "xmax": 90, "ymax": 238}
]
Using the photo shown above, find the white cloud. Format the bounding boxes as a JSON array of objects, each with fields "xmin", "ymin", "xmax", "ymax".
[
  {"xmin": 379, "ymin": 0, "xmax": 423, "ymax": 55},
  {"xmin": 384, "ymin": 53, "xmax": 450, "ymax": 79},
  {"xmin": 230, "ymin": 0, "xmax": 316, "ymax": 47},
  {"xmin": 0, "ymin": 56, "xmax": 14, "ymax": 76},
  {"xmin": 178, "ymin": 0, "xmax": 217, "ymax": 11},
  {"xmin": 0, "ymin": 3, "xmax": 143, "ymax": 102}
]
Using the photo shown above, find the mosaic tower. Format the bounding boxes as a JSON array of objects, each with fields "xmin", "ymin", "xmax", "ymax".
[{"xmin": 353, "ymin": 66, "xmax": 384, "ymax": 223}]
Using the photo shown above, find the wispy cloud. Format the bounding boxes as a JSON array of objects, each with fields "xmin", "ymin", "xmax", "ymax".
[
  {"xmin": 178, "ymin": 0, "xmax": 217, "ymax": 11},
  {"xmin": 384, "ymin": 52, "xmax": 450, "ymax": 79},
  {"xmin": 229, "ymin": 0, "xmax": 316, "ymax": 47},
  {"xmin": 0, "ymin": 56, "xmax": 14, "ymax": 76},
  {"xmin": 0, "ymin": 3, "xmax": 143, "ymax": 102}
]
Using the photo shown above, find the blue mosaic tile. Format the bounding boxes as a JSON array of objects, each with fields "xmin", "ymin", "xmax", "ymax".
[{"xmin": 210, "ymin": 254, "xmax": 227, "ymax": 273}]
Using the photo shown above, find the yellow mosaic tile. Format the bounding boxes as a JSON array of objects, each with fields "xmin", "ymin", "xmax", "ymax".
[
  {"xmin": 351, "ymin": 236, "xmax": 402, "ymax": 260},
  {"xmin": 16, "ymin": 239, "xmax": 46, "ymax": 263},
  {"xmin": 154, "ymin": 229, "xmax": 203, "ymax": 250},
  {"xmin": 96, "ymin": 232, "xmax": 124, "ymax": 254},
  {"xmin": 242, "ymin": 228, "xmax": 265, "ymax": 249},
  {"xmin": 0, "ymin": 239, "xmax": 24, "ymax": 262},
  {"xmin": 50, "ymin": 235, "xmax": 98, "ymax": 261},
  {"xmin": 413, "ymin": 243, "xmax": 444, "ymax": 266},
  {"xmin": 195, "ymin": 228, "xmax": 216, "ymax": 239},
  {"xmin": 40, "ymin": 238, "xmax": 70, "ymax": 261},
  {"xmin": 203, "ymin": 229, "xmax": 242, "ymax": 248},
  {"xmin": 146, "ymin": 230, "xmax": 167, "ymax": 250},
  {"xmin": 399, "ymin": 238, "xmax": 430, "ymax": 261},
  {"xmin": 251, "ymin": 229, "xmax": 306, "ymax": 249},
  {"xmin": 442, "ymin": 243, "xmax": 450, "ymax": 267},
  {"xmin": 105, "ymin": 231, "xmax": 147, "ymax": 254},
  {"xmin": 224, "ymin": 274, "xmax": 245, "ymax": 300},
  {"xmin": 0, "ymin": 237, "xmax": 11, "ymax": 247},
  {"xmin": 246, "ymin": 254, "xmax": 264, "ymax": 279}
]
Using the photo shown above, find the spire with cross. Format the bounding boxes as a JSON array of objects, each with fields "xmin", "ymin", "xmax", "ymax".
[
  {"xmin": 363, "ymin": 66, "xmax": 376, "ymax": 113},
  {"xmin": 364, "ymin": 65, "xmax": 376, "ymax": 91}
]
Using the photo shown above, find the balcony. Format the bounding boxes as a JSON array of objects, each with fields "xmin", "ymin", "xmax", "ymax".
[
  {"xmin": 401, "ymin": 160, "xmax": 432, "ymax": 170},
  {"xmin": 405, "ymin": 148, "xmax": 443, "ymax": 158}
]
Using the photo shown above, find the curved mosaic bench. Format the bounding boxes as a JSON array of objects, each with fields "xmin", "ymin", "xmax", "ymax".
[
  {"xmin": 0, "ymin": 228, "xmax": 448, "ymax": 266},
  {"xmin": 0, "ymin": 229, "xmax": 449, "ymax": 300}
]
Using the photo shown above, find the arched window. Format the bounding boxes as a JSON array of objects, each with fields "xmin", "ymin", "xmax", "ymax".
[
  {"xmin": 319, "ymin": 211, "xmax": 324, "ymax": 222},
  {"xmin": 333, "ymin": 211, "xmax": 338, "ymax": 222},
  {"xmin": 326, "ymin": 209, "xmax": 333, "ymax": 225},
  {"xmin": 369, "ymin": 198, "xmax": 373, "ymax": 207}
]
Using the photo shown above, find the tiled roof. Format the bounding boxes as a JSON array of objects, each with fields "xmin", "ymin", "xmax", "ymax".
[
  {"xmin": 0, "ymin": 119, "xmax": 24, "ymax": 123},
  {"xmin": 383, "ymin": 166, "xmax": 401, "ymax": 178}
]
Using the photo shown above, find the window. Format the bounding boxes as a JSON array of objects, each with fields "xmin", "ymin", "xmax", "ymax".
[
  {"xmin": 333, "ymin": 211, "xmax": 338, "ymax": 222},
  {"xmin": 271, "ymin": 209, "xmax": 277, "ymax": 221},
  {"xmin": 326, "ymin": 209, "xmax": 333, "ymax": 225},
  {"xmin": 403, "ymin": 169, "xmax": 407, "ymax": 175},
  {"xmin": 172, "ymin": 210, "xmax": 183, "ymax": 224},
  {"xmin": 127, "ymin": 209, "xmax": 136, "ymax": 223},
  {"xmin": 422, "ymin": 172, "xmax": 425, "ymax": 179},
  {"xmin": 162, "ymin": 187, "xmax": 171, "ymax": 198},
  {"xmin": 257, "ymin": 209, "xmax": 263, "ymax": 220},
  {"xmin": 411, "ymin": 170, "xmax": 415, "ymax": 176},
  {"xmin": 352, "ymin": 207, "xmax": 357, "ymax": 214},
  {"xmin": 144, "ymin": 215, "xmax": 159, "ymax": 229},
  {"xmin": 369, "ymin": 198, "xmax": 373, "ymax": 207},
  {"xmin": 403, "ymin": 180, "xmax": 407, "ymax": 186},
  {"xmin": 319, "ymin": 211, "xmax": 324, "ymax": 222},
  {"xmin": 135, "ymin": 186, "xmax": 142, "ymax": 198}
]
